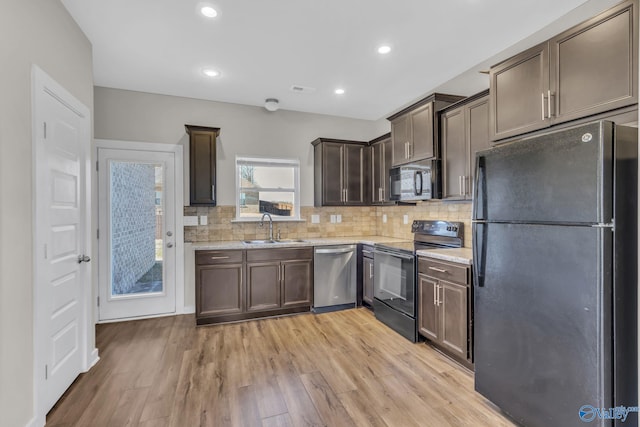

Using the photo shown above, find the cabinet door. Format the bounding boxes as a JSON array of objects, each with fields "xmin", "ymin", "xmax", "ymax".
[
  {"xmin": 467, "ymin": 95, "xmax": 490, "ymax": 198},
  {"xmin": 197, "ymin": 264, "xmax": 243, "ymax": 317},
  {"xmin": 418, "ymin": 275, "xmax": 439, "ymax": 341},
  {"xmin": 281, "ymin": 260, "xmax": 313, "ymax": 308},
  {"xmin": 344, "ymin": 144, "xmax": 366, "ymax": 205},
  {"xmin": 322, "ymin": 143, "xmax": 344, "ymax": 205},
  {"xmin": 382, "ymin": 137, "xmax": 392, "ymax": 202},
  {"xmin": 391, "ymin": 115, "xmax": 410, "ymax": 166},
  {"xmin": 189, "ymin": 130, "xmax": 217, "ymax": 205},
  {"xmin": 490, "ymin": 43, "xmax": 550, "ymax": 141},
  {"xmin": 371, "ymin": 143, "xmax": 383, "ymax": 203},
  {"xmin": 362, "ymin": 257, "xmax": 374, "ymax": 305},
  {"xmin": 247, "ymin": 262, "xmax": 280, "ymax": 311},
  {"xmin": 442, "ymin": 107, "xmax": 467, "ymax": 199},
  {"xmin": 439, "ymin": 280, "xmax": 468, "ymax": 360},
  {"xmin": 410, "ymin": 103, "xmax": 434, "ymax": 160},
  {"xmin": 550, "ymin": 0, "xmax": 637, "ymax": 124}
]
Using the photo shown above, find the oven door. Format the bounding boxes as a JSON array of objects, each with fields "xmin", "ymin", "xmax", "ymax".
[{"xmin": 373, "ymin": 248, "xmax": 415, "ymax": 317}]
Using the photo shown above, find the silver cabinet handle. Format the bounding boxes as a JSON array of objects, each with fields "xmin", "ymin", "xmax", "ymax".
[
  {"xmin": 548, "ymin": 90, "xmax": 553, "ymax": 118},
  {"xmin": 462, "ymin": 176, "xmax": 467, "ymax": 196},
  {"xmin": 167, "ymin": 242, "xmax": 174, "ymax": 248},
  {"xmin": 428, "ymin": 266, "xmax": 447, "ymax": 273},
  {"xmin": 369, "ymin": 263, "xmax": 373, "ymax": 279},
  {"xmin": 433, "ymin": 282, "xmax": 437, "ymax": 305},
  {"xmin": 541, "ymin": 92, "xmax": 546, "ymax": 121},
  {"xmin": 210, "ymin": 256, "xmax": 229, "ymax": 260},
  {"xmin": 362, "ymin": 250, "xmax": 373, "ymax": 255},
  {"xmin": 437, "ymin": 284, "xmax": 442, "ymax": 306},
  {"xmin": 315, "ymin": 248, "xmax": 354, "ymax": 254},
  {"xmin": 211, "ymin": 185, "xmax": 215, "ymax": 202},
  {"xmin": 459, "ymin": 176, "xmax": 463, "ymax": 196},
  {"xmin": 344, "ymin": 188, "xmax": 348, "ymax": 202}
]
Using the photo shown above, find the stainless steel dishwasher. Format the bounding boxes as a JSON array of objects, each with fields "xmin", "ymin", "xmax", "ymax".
[{"xmin": 313, "ymin": 245, "xmax": 356, "ymax": 313}]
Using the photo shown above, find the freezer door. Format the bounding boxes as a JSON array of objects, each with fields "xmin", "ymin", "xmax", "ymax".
[
  {"xmin": 473, "ymin": 121, "xmax": 613, "ymax": 224},
  {"xmin": 473, "ymin": 222, "xmax": 613, "ymax": 427}
]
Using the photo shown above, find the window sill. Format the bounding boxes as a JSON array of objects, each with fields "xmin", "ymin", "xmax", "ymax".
[{"xmin": 231, "ymin": 218, "xmax": 306, "ymax": 223}]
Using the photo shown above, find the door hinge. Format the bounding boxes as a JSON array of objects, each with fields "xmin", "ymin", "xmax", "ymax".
[
  {"xmin": 97, "ymin": 296, "xmax": 100, "ymax": 307},
  {"xmin": 43, "ymin": 122, "xmax": 47, "ymax": 139},
  {"xmin": 97, "ymin": 229, "xmax": 100, "ymax": 239},
  {"xmin": 96, "ymin": 161, "xmax": 99, "ymax": 172},
  {"xmin": 44, "ymin": 244, "xmax": 48, "ymax": 259},
  {"xmin": 45, "ymin": 364, "xmax": 48, "ymax": 380}
]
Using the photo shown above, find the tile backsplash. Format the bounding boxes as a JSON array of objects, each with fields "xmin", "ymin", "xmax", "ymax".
[{"xmin": 184, "ymin": 201, "xmax": 473, "ymax": 247}]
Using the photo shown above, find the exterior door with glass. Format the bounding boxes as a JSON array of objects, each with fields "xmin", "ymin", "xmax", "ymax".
[{"xmin": 98, "ymin": 148, "xmax": 176, "ymax": 320}]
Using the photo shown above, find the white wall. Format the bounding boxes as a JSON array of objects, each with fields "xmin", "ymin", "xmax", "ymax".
[
  {"xmin": 0, "ymin": 1, "xmax": 93, "ymax": 426},
  {"xmin": 94, "ymin": 87, "xmax": 390, "ymax": 206}
]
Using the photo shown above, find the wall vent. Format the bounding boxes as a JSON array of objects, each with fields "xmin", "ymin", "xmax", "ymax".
[{"xmin": 290, "ymin": 85, "xmax": 316, "ymax": 94}]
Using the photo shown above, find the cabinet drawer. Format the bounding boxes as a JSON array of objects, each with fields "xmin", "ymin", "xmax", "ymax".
[
  {"xmin": 418, "ymin": 258, "xmax": 469, "ymax": 285},
  {"xmin": 247, "ymin": 247, "xmax": 313, "ymax": 262},
  {"xmin": 196, "ymin": 250, "xmax": 244, "ymax": 265}
]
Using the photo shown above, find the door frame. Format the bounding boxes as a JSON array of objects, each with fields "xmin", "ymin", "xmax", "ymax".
[
  {"xmin": 94, "ymin": 139, "xmax": 184, "ymax": 323},
  {"xmin": 32, "ymin": 66, "xmax": 96, "ymax": 426}
]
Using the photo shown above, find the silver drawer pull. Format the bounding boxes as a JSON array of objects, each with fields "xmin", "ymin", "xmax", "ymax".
[
  {"xmin": 428, "ymin": 266, "xmax": 447, "ymax": 273},
  {"xmin": 362, "ymin": 250, "xmax": 373, "ymax": 255},
  {"xmin": 210, "ymin": 256, "xmax": 229, "ymax": 260}
]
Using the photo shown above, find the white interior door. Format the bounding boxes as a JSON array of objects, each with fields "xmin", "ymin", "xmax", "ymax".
[
  {"xmin": 98, "ymin": 148, "xmax": 177, "ymax": 320},
  {"xmin": 33, "ymin": 69, "xmax": 91, "ymax": 413}
]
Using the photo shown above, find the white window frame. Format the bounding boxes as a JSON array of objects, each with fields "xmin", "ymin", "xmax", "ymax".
[{"xmin": 235, "ymin": 156, "xmax": 301, "ymax": 221}]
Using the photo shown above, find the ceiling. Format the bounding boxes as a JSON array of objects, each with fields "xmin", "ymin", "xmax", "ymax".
[{"xmin": 62, "ymin": 0, "xmax": 599, "ymax": 120}]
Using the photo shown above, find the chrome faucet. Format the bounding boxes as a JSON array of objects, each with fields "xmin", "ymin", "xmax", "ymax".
[{"xmin": 260, "ymin": 213, "xmax": 274, "ymax": 241}]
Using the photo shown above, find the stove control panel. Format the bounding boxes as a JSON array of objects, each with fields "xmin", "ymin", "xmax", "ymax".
[{"xmin": 412, "ymin": 220, "xmax": 463, "ymax": 238}]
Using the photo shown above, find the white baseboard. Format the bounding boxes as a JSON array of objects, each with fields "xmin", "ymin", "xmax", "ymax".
[
  {"xmin": 88, "ymin": 348, "xmax": 100, "ymax": 370},
  {"xmin": 183, "ymin": 305, "xmax": 195, "ymax": 314},
  {"xmin": 25, "ymin": 415, "xmax": 43, "ymax": 427}
]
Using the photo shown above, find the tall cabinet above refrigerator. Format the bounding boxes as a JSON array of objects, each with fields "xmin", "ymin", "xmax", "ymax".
[{"xmin": 472, "ymin": 121, "xmax": 638, "ymax": 427}]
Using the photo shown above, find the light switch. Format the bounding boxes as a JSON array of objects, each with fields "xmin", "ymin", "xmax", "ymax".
[
  {"xmin": 184, "ymin": 216, "xmax": 198, "ymax": 226},
  {"xmin": 200, "ymin": 215, "xmax": 208, "ymax": 225},
  {"xmin": 403, "ymin": 215, "xmax": 409, "ymax": 225},
  {"xmin": 330, "ymin": 215, "xmax": 336, "ymax": 223},
  {"xmin": 311, "ymin": 214, "xmax": 320, "ymax": 224},
  {"xmin": 336, "ymin": 214, "xmax": 342, "ymax": 223},
  {"xmin": 382, "ymin": 214, "xmax": 387, "ymax": 223}
]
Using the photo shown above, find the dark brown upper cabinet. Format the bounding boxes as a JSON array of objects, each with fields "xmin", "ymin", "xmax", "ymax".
[
  {"xmin": 441, "ymin": 91, "xmax": 490, "ymax": 200},
  {"xmin": 369, "ymin": 133, "xmax": 392, "ymax": 205},
  {"xmin": 185, "ymin": 125, "xmax": 220, "ymax": 206},
  {"xmin": 312, "ymin": 138, "xmax": 369, "ymax": 206},
  {"xmin": 387, "ymin": 93, "xmax": 465, "ymax": 167},
  {"xmin": 490, "ymin": 0, "xmax": 638, "ymax": 141}
]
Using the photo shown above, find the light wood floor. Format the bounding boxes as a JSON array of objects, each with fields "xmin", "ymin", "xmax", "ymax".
[{"xmin": 47, "ymin": 308, "xmax": 514, "ymax": 427}]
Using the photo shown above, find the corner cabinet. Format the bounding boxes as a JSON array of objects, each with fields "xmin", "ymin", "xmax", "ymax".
[
  {"xmin": 196, "ymin": 247, "xmax": 313, "ymax": 325},
  {"xmin": 490, "ymin": 0, "xmax": 638, "ymax": 141},
  {"xmin": 185, "ymin": 125, "xmax": 220, "ymax": 206},
  {"xmin": 369, "ymin": 133, "xmax": 392, "ymax": 204},
  {"xmin": 441, "ymin": 91, "xmax": 490, "ymax": 200},
  {"xmin": 418, "ymin": 257, "xmax": 473, "ymax": 369},
  {"xmin": 312, "ymin": 138, "xmax": 369, "ymax": 206},
  {"xmin": 388, "ymin": 93, "xmax": 465, "ymax": 167}
]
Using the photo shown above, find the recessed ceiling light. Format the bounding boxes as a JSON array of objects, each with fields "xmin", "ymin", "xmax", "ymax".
[
  {"xmin": 335, "ymin": 88, "xmax": 345, "ymax": 95},
  {"xmin": 202, "ymin": 68, "xmax": 220, "ymax": 77},
  {"xmin": 377, "ymin": 45, "xmax": 392, "ymax": 55},
  {"xmin": 200, "ymin": 6, "xmax": 218, "ymax": 18}
]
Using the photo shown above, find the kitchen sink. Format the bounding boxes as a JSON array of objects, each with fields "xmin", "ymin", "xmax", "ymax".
[{"xmin": 242, "ymin": 239, "xmax": 307, "ymax": 245}]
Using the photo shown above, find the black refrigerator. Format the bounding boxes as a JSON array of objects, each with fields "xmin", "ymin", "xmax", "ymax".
[{"xmin": 472, "ymin": 121, "xmax": 638, "ymax": 427}]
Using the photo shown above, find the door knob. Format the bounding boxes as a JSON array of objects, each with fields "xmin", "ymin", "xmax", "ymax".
[
  {"xmin": 166, "ymin": 231, "xmax": 173, "ymax": 237},
  {"xmin": 167, "ymin": 242, "xmax": 174, "ymax": 248},
  {"xmin": 77, "ymin": 255, "xmax": 91, "ymax": 264}
]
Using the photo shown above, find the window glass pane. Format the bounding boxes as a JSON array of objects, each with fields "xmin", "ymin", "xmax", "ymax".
[
  {"xmin": 239, "ymin": 190, "xmax": 295, "ymax": 218},
  {"xmin": 240, "ymin": 165, "xmax": 294, "ymax": 190}
]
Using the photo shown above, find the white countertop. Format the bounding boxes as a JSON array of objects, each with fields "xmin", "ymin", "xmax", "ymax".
[
  {"xmin": 417, "ymin": 247, "xmax": 473, "ymax": 265},
  {"xmin": 190, "ymin": 236, "xmax": 408, "ymax": 251}
]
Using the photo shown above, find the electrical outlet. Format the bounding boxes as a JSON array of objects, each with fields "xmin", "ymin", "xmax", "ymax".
[
  {"xmin": 403, "ymin": 215, "xmax": 409, "ymax": 225},
  {"xmin": 311, "ymin": 214, "xmax": 320, "ymax": 224},
  {"xmin": 330, "ymin": 215, "xmax": 336, "ymax": 223},
  {"xmin": 382, "ymin": 214, "xmax": 387, "ymax": 223},
  {"xmin": 336, "ymin": 214, "xmax": 342, "ymax": 223},
  {"xmin": 200, "ymin": 215, "xmax": 208, "ymax": 225}
]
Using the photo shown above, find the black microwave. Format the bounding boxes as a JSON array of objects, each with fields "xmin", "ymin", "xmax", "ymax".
[{"xmin": 389, "ymin": 160, "xmax": 441, "ymax": 201}]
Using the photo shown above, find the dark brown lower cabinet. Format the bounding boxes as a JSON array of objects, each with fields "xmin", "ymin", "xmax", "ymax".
[
  {"xmin": 196, "ymin": 248, "xmax": 313, "ymax": 325},
  {"xmin": 418, "ymin": 257, "xmax": 472, "ymax": 369}
]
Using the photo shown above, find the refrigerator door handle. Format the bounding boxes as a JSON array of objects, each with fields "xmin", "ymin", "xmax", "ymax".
[
  {"xmin": 472, "ymin": 156, "xmax": 487, "ymax": 220},
  {"xmin": 473, "ymin": 222, "xmax": 487, "ymax": 288}
]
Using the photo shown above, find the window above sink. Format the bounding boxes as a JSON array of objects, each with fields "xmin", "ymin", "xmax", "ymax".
[{"xmin": 235, "ymin": 156, "xmax": 300, "ymax": 221}]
